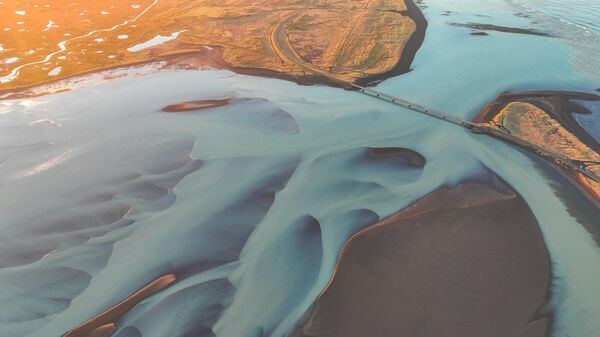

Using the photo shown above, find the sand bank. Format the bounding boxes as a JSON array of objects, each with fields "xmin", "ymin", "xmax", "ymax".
[
  {"xmin": 297, "ymin": 181, "xmax": 551, "ymax": 337},
  {"xmin": 62, "ymin": 274, "xmax": 176, "ymax": 337},
  {"xmin": 449, "ymin": 22, "xmax": 553, "ymax": 37},
  {"xmin": 162, "ymin": 99, "xmax": 232, "ymax": 112}
]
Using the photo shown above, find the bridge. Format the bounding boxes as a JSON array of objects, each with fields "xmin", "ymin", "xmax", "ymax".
[
  {"xmin": 268, "ymin": 15, "xmax": 600, "ymax": 185},
  {"xmin": 348, "ymin": 83, "xmax": 600, "ymax": 184},
  {"xmin": 349, "ymin": 83, "xmax": 477, "ymax": 129}
]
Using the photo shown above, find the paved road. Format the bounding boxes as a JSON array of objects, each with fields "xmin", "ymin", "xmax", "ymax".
[
  {"xmin": 354, "ymin": 84, "xmax": 600, "ymax": 184},
  {"xmin": 268, "ymin": 12, "xmax": 600, "ymax": 185},
  {"xmin": 270, "ymin": 10, "xmax": 347, "ymax": 85}
]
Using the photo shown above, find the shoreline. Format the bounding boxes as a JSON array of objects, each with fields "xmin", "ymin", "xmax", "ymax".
[
  {"xmin": 474, "ymin": 90, "xmax": 600, "ymax": 154},
  {"xmin": 473, "ymin": 90, "xmax": 600, "ymax": 207},
  {"xmin": 355, "ymin": 0, "xmax": 428, "ymax": 87},
  {"xmin": 0, "ymin": 48, "xmax": 229, "ymax": 100},
  {"xmin": 0, "ymin": 0, "xmax": 428, "ymax": 97},
  {"xmin": 296, "ymin": 180, "xmax": 553, "ymax": 337}
]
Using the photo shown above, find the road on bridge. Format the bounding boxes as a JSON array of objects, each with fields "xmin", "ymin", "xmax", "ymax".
[{"xmin": 268, "ymin": 12, "xmax": 600, "ymax": 185}]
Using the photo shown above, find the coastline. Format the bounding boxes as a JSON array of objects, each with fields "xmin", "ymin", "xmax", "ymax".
[
  {"xmin": 0, "ymin": 49, "xmax": 226, "ymax": 99},
  {"xmin": 296, "ymin": 180, "xmax": 552, "ymax": 337},
  {"xmin": 473, "ymin": 90, "xmax": 600, "ymax": 207},
  {"xmin": 0, "ymin": 0, "xmax": 427, "ymax": 97},
  {"xmin": 0, "ymin": 47, "xmax": 237, "ymax": 99},
  {"xmin": 355, "ymin": 0, "xmax": 428, "ymax": 87},
  {"xmin": 2, "ymin": 0, "xmax": 600, "ymax": 335},
  {"xmin": 473, "ymin": 90, "xmax": 600, "ymax": 154},
  {"xmin": 195, "ymin": 0, "xmax": 431, "ymax": 88}
]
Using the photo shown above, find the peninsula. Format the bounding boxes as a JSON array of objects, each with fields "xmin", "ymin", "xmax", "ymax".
[{"xmin": 0, "ymin": 0, "xmax": 424, "ymax": 92}]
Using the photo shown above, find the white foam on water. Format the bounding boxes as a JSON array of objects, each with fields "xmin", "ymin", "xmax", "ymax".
[{"xmin": 506, "ymin": 0, "xmax": 600, "ymax": 80}]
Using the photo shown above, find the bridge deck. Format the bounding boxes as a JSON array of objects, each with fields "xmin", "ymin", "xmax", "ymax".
[
  {"xmin": 349, "ymin": 83, "xmax": 477, "ymax": 128},
  {"xmin": 347, "ymin": 83, "xmax": 600, "ymax": 184}
]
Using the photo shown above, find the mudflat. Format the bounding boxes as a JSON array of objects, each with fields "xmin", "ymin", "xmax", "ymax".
[{"xmin": 297, "ymin": 182, "xmax": 551, "ymax": 337}]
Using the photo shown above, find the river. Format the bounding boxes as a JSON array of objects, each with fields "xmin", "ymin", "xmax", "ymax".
[{"xmin": 0, "ymin": 0, "xmax": 598, "ymax": 337}]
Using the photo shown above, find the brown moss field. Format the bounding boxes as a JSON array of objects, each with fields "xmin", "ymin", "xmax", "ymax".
[
  {"xmin": 0, "ymin": 0, "xmax": 417, "ymax": 92},
  {"xmin": 490, "ymin": 102, "xmax": 600, "ymax": 162},
  {"xmin": 483, "ymin": 100, "xmax": 600, "ymax": 202}
]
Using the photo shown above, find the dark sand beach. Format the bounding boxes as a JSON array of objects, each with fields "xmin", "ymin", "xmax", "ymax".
[
  {"xmin": 473, "ymin": 91, "xmax": 600, "ymax": 206},
  {"xmin": 297, "ymin": 181, "xmax": 551, "ymax": 337}
]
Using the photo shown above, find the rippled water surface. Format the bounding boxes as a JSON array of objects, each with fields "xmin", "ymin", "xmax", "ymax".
[
  {"xmin": 1, "ymin": 1, "xmax": 599, "ymax": 337},
  {"xmin": 508, "ymin": 0, "xmax": 600, "ymax": 78},
  {"xmin": 514, "ymin": 0, "xmax": 600, "ymax": 34}
]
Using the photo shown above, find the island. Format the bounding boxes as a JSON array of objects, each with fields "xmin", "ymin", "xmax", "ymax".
[{"xmin": 474, "ymin": 91, "xmax": 600, "ymax": 205}]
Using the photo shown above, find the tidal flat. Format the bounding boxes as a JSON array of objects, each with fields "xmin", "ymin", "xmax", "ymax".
[{"xmin": 0, "ymin": 0, "xmax": 599, "ymax": 337}]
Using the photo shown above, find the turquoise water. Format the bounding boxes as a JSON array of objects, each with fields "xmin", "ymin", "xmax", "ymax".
[
  {"xmin": 381, "ymin": 1, "xmax": 600, "ymax": 335},
  {"xmin": 511, "ymin": 0, "xmax": 600, "ymax": 35},
  {"xmin": 509, "ymin": 0, "xmax": 600, "ymax": 79},
  {"xmin": 0, "ymin": 1, "xmax": 599, "ymax": 337}
]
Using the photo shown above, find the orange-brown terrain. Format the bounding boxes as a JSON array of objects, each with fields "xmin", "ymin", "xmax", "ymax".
[
  {"xmin": 0, "ymin": 0, "xmax": 420, "ymax": 93},
  {"xmin": 475, "ymin": 92, "xmax": 600, "ymax": 204}
]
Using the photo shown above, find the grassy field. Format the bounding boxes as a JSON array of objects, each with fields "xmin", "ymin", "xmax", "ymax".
[
  {"xmin": 486, "ymin": 101, "xmax": 600, "ymax": 200},
  {"xmin": 0, "ymin": 0, "xmax": 416, "ymax": 91}
]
